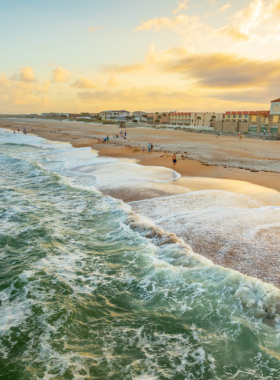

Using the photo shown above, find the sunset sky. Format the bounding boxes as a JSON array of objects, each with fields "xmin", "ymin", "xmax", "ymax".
[{"xmin": 1, "ymin": 0, "xmax": 280, "ymax": 113}]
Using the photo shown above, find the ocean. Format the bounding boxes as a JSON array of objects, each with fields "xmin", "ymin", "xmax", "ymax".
[{"xmin": 1, "ymin": 128, "xmax": 280, "ymax": 380}]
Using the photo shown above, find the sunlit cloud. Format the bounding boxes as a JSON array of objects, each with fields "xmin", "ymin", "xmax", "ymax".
[
  {"xmin": 0, "ymin": 73, "xmax": 10, "ymax": 87},
  {"xmin": 88, "ymin": 26, "xmax": 103, "ymax": 33},
  {"xmin": 71, "ymin": 76, "xmax": 99, "ymax": 89},
  {"xmin": 136, "ymin": 14, "xmax": 200, "ymax": 32},
  {"xmin": 107, "ymin": 76, "xmax": 119, "ymax": 88},
  {"xmin": 51, "ymin": 67, "xmax": 71, "ymax": 83},
  {"xmin": 12, "ymin": 66, "xmax": 36, "ymax": 83},
  {"xmin": 205, "ymin": 2, "xmax": 232, "ymax": 17},
  {"xmin": 36, "ymin": 80, "xmax": 50, "ymax": 94},
  {"xmin": 173, "ymin": 0, "xmax": 190, "ymax": 14}
]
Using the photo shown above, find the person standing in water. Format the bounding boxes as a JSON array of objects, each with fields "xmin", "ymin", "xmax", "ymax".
[{"xmin": 172, "ymin": 153, "xmax": 177, "ymax": 168}]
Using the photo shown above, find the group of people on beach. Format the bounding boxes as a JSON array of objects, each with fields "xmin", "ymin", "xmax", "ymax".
[
  {"xmin": 13, "ymin": 128, "xmax": 26, "ymax": 134},
  {"xmin": 148, "ymin": 142, "xmax": 153, "ymax": 152}
]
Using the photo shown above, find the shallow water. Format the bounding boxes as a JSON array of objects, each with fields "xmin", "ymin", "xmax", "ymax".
[{"xmin": 1, "ymin": 129, "xmax": 280, "ymax": 380}]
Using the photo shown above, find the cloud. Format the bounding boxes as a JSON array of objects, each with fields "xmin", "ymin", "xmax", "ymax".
[
  {"xmin": 71, "ymin": 76, "xmax": 99, "ymax": 89},
  {"xmin": 152, "ymin": 49, "xmax": 280, "ymax": 89},
  {"xmin": 205, "ymin": 2, "xmax": 232, "ymax": 17},
  {"xmin": 12, "ymin": 66, "xmax": 36, "ymax": 83},
  {"xmin": 173, "ymin": 0, "xmax": 190, "ymax": 14},
  {"xmin": 51, "ymin": 67, "xmax": 71, "ymax": 83},
  {"xmin": 136, "ymin": 14, "xmax": 199, "ymax": 32},
  {"xmin": 103, "ymin": 63, "xmax": 144, "ymax": 74},
  {"xmin": 221, "ymin": 26, "xmax": 250, "ymax": 41},
  {"xmin": 36, "ymin": 80, "xmax": 50, "ymax": 94},
  {"xmin": 107, "ymin": 76, "xmax": 119, "ymax": 88},
  {"xmin": 88, "ymin": 26, "xmax": 103, "ymax": 33},
  {"xmin": 0, "ymin": 80, "xmax": 52, "ymax": 109},
  {"xmin": 0, "ymin": 73, "xmax": 10, "ymax": 87}
]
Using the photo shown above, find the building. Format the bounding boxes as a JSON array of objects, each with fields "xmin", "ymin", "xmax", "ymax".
[
  {"xmin": 222, "ymin": 110, "xmax": 270, "ymax": 132},
  {"xmin": 69, "ymin": 114, "xmax": 81, "ymax": 118},
  {"xmin": 100, "ymin": 110, "xmax": 130, "ymax": 121},
  {"xmin": 224, "ymin": 111, "xmax": 249, "ymax": 122},
  {"xmin": 145, "ymin": 112, "xmax": 171, "ymax": 124},
  {"xmin": 132, "ymin": 111, "xmax": 147, "ymax": 118},
  {"xmin": 170, "ymin": 112, "xmax": 223, "ymax": 126},
  {"xmin": 269, "ymin": 98, "xmax": 280, "ymax": 133}
]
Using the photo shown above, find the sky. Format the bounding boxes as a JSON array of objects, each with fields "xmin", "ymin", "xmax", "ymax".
[{"xmin": 1, "ymin": 0, "xmax": 280, "ymax": 113}]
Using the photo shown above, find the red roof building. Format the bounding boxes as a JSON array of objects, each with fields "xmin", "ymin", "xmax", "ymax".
[{"xmin": 271, "ymin": 98, "xmax": 280, "ymax": 102}]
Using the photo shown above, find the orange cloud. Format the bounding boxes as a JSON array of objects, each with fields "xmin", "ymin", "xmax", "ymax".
[
  {"xmin": 173, "ymin": 0, "xmax": 190, "ymax": 14},
  {"xmin": 12, "ymin": 66, "xmax": 36, "ymax": 83},
  {"xmin": 36, "ymin": 80, "xmax": 50, "ymax": 94},
  {"xmin": 107, "ymin": 76, "xmax": 119, "ymax": 88},
  {"xmin": 51, "ymin": 67, "xmax": 71, "ymax": 83},
  {"xmin": 0, "ymin": 73, "xmax": 10, "ymax": 87},
  {"xmin": 71, "ymin": 76, "xmax": 99, "ymax": 89},
  {"xmin": 221, "ymin": 26, "xmax": 250, "ymax": 41},
  {"xmin": 103, "ymin": 63, "xmax": 144, "ymax": 74},
  {"xmin": 155, "ymin": 51, "xmax": 280, "ymax": 89},
  {"xmin": 136, "ymin": 14, "xmax": 199, "ymax": 32}
]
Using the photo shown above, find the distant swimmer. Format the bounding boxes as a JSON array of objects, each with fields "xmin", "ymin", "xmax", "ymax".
[{"xmin": 172, "ymin": 153, "xmax": 177, "ymax": 168}]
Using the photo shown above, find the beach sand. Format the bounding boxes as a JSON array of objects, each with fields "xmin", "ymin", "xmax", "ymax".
[{"xmin": 1, "ymin": 118, "xmax": 280, "ymax": 286}]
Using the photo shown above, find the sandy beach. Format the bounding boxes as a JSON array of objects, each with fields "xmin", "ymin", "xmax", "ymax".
[
  {"xmin": 1, "ymin": 117, "xmax": 280, "ymax": 191},
  {"xmin": 1, "ymin": 117, "xmax": 280, "ymax": 286}
]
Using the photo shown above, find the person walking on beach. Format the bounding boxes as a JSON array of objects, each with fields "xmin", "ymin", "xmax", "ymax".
[
  {"xmin": 18, "ymin": 128, "xmax": 19, "ymax": 133},
  {"xmin": 148, "ymin": 142, "xmax": 151, "ymax": 152},
  {"xmin": 106, "ymin": 135, "xmax": 109, "ymax": 142},
  {"xmin": 125, "ymin": 131, "xmax": 127, "ymax": 138},
  {"xmin": 151, "ymin": 142, "xmax": 153, "ymax": 151},
  {"xmin": 172, "ymin": 153, "xmax": 177, "ymax": 168}
]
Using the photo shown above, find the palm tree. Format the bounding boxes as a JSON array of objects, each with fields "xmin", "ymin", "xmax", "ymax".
[
  {"xmin": 162, "ymin": 113, "xmax": 167, "ymax": 117},
  {"xmin": 197, "ymin": 116, "xmax": 201, "ymax": 126}
]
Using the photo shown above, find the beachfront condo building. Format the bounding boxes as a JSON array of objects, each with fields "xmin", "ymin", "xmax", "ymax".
[
  {"xmin": 269, "ymin": 98, "xmax": 280, "ymax": 133},
  {"xmin": 170, "ymin": 112, "xmax": 223, "ymax": 126},
  {"xmin": 146, "ymin": 112, "xmax": 171, "ymax": 124}
]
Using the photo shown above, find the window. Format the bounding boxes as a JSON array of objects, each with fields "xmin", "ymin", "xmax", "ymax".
[
  {"xmin": 273, "ymin": 115, "xmax": 279, "ymax": 123},
  {"xmin": 244, "ymin": 114, "xmax": 248, "ymax": 119},
  {"xmin": 232, "ymin": 114, "xmax": 236, "ymax": 119},
  {"xmin": 227, "ymin": 115, "xmax": 230, "ymax": 118},
  {"xmin": 251, "ymin": 115, "xmax": 256, "ymax": 122}
]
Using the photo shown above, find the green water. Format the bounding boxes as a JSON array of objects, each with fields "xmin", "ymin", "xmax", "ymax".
[{"xmin": 0, "ymin": 130, "xmax": 280, "ymax": 380}]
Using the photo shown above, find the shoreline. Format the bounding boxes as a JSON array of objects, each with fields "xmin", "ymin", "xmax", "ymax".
[
  {"xmin": 1, "ymin": 122, "xmax": 280, "ymax": 287},
  {"xmin": 1, "ymin": 118, "xmax": 280, "ymax": 197}
]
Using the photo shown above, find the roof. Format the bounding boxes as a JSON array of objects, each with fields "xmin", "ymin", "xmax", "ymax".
[{"xmin": 271, "ymin": 98, "xmax": 280, "ymax": 102}]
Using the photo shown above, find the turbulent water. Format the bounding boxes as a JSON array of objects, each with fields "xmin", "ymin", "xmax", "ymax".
[{"xmin": 1, "ymin": 129, "xmax": 280, "ymax": 380}]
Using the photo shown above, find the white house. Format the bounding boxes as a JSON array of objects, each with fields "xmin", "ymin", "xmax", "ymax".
[{"xmin": 100, "ymin": 110, "xmax": 130, "ymax": 120}]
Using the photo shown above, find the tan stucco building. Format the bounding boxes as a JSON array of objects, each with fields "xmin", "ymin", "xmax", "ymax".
[{"xmin": 170, "ymin": 112, "xmax": 223, "ymax": 126}]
